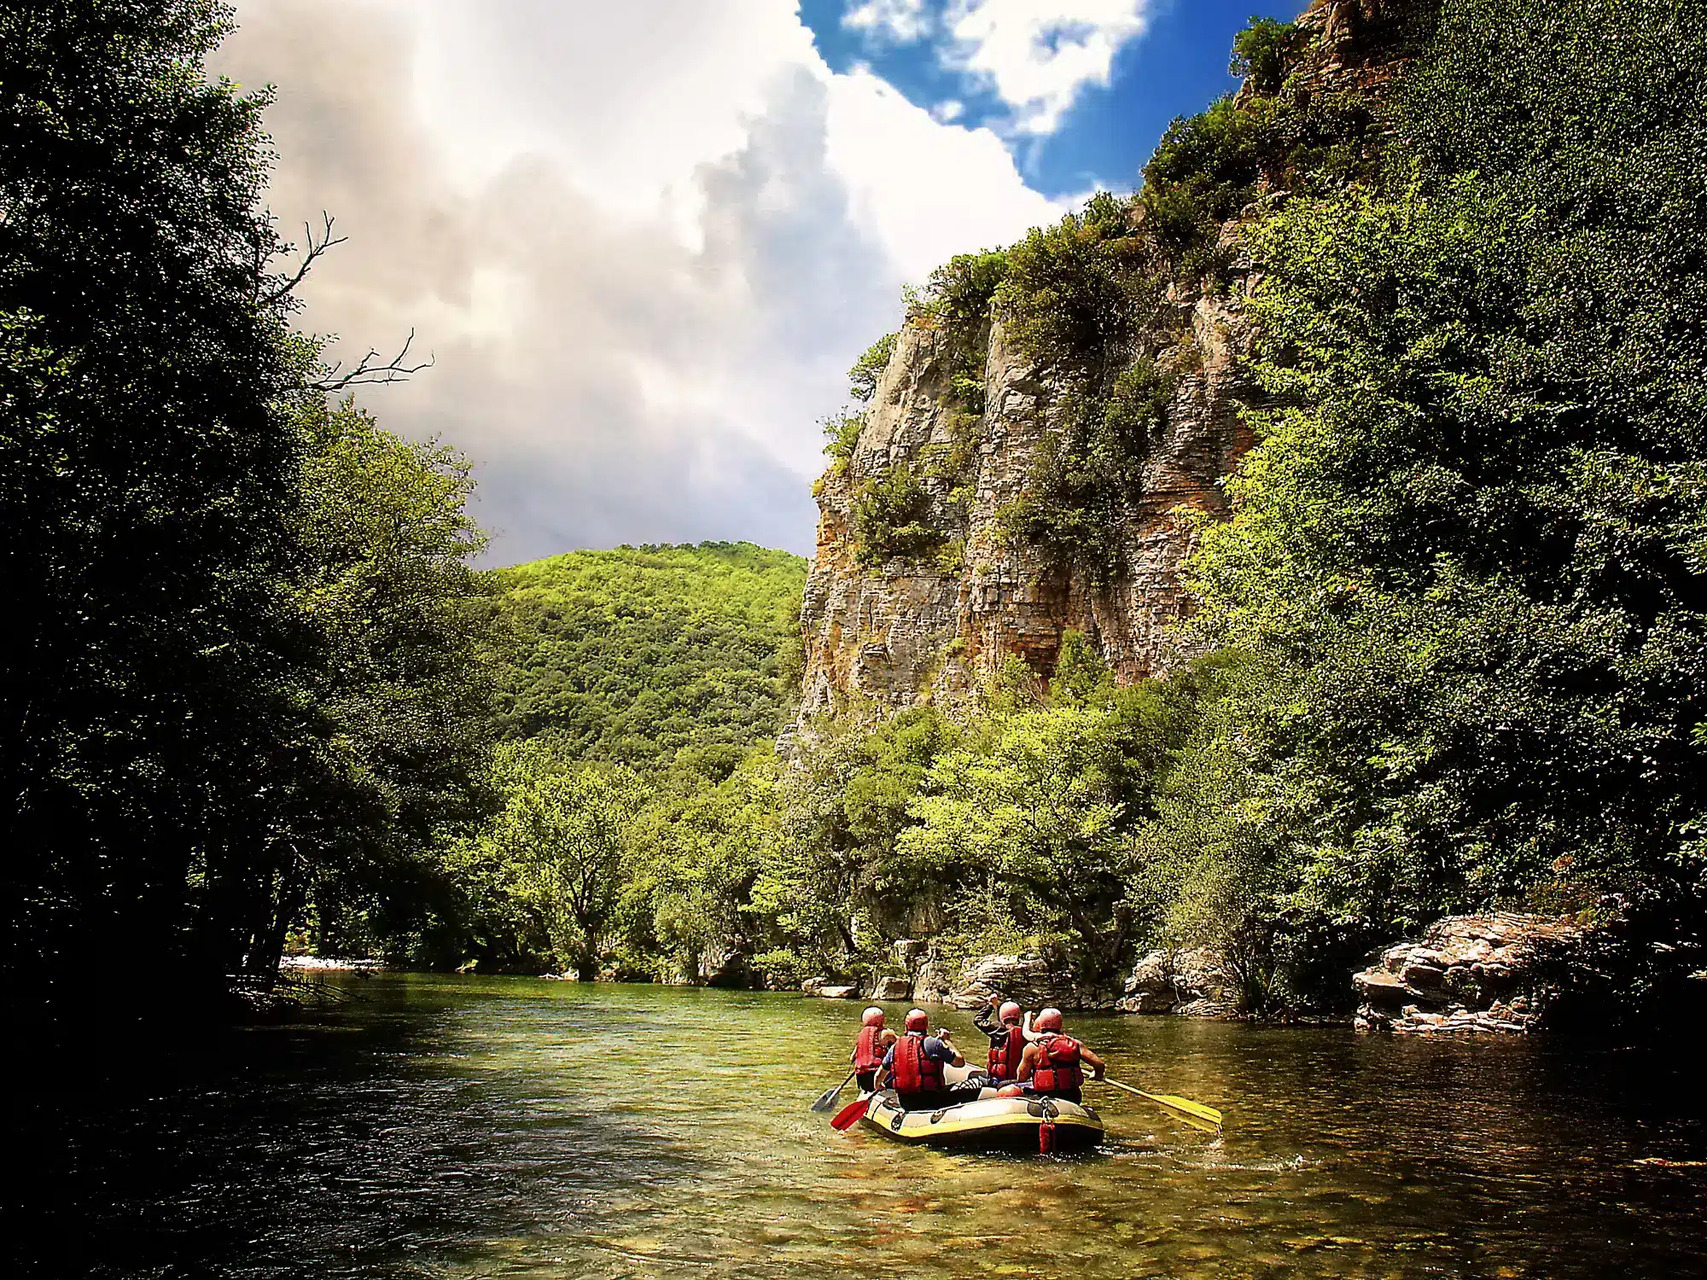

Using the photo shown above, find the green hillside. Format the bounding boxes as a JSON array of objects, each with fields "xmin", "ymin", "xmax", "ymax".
[{"xmin": 492, "ymin": 542, "xmax": 807, "ymax": 774}]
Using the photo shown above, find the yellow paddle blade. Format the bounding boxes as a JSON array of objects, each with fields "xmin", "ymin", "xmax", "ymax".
[
  {"xmin": 1144, "ymin": 1093, "xmax": 1223, "ymax": 1132},
  {"xmin": 1099, "ymin": 1077, "xmax": 1223, "ymax": 1133}
]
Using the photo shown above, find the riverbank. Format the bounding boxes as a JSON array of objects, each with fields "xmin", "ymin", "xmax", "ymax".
[{"xmin": 277, "ymin": 913, "xmax": 1707, "ymax": 1040}]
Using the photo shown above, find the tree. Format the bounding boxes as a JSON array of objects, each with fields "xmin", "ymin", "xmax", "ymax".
[
  {"xmin": 0, "ymin": 3, "xmax": 502, "ymax": 1023},
  {"xmin": 901, "ymin": 695, "xmax": 1164, "ymax": 982},
  {"xmin": 1229, "ymin": 18, "xmax": 1298, "ymax": 96},
  {"xmin": 634, "ymin": 749, "xmax": 782, "ymax": 982},
  {"xmin": 249, "ymin": 399, "xmax": 498, "ymax": 972},
  {"xmin": 0, "ymin": 0, "xmax": 307, "ymax": 1023},
  {"xmin": 847, "ymin": 332, "xmax": 896, "ymax": 403},
  {"xmin": 476, "ymin": 746, "xmax": 645, "ymax": 978},
  {"xmin": 1185, "ymin": 0, "xmax": 1707, "ymax": 969}
]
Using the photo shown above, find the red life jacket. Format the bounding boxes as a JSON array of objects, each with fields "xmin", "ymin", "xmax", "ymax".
[
  {"xmin": 987, "ymin": 1024, "xmax": 1027, "ymax": 1081},
  {"xmin": 889, "ymin": 1033, "xmax": 944, "ymax": 1093},
  {"xmin": 853, "ymin": 1025, "xmax": 887, "ymax": 1072},
  {"xmin": 1031, "ymin": 1035, "xmax": 1084, "ymax": 1094}
]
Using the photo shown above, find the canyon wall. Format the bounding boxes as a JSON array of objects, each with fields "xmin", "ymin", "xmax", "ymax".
[
  {"xmin": 796, "ymin": 0, "xmax": 1417, "ymax": 727},
  {"xmin": 798, "ymin": 293, "xmax": 1253, "ymax": 723}
]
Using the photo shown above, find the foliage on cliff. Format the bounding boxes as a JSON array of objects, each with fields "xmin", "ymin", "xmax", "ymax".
[
  {"xmin": 836, "ymin": 3, "xmax": 1415, "ymax": 574},
  {"xmin": 491, "ymin": 543, "xmax": 806, "ymax": 778}
]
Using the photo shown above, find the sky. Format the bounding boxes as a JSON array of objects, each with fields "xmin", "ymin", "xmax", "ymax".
[{"xmin": 216, "ymin": 0, "xmax": 1301, "ymax": 566}]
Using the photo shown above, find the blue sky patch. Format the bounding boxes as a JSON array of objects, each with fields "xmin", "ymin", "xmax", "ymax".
[{"xmin": 801, "ymin": 0, "xmax": 1304, "ymax": 198}]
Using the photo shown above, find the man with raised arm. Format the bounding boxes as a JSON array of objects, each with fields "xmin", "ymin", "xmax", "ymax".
[{"xmin": 974, "ymin": 994, "xmax": 1028, "ymax": 1085}]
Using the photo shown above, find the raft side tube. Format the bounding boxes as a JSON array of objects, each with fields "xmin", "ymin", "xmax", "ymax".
[{"xmin": 859, "ymin": 1091, "xmax": 1105, "ymax": 1153}]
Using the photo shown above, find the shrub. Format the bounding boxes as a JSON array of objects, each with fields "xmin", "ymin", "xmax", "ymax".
[
  {"xmin": 854, "ymin": 462, "xmax": 941, "ymax": 565},
  {"xmin": 822, "ymin": 409, "xmax": 865, "ymax": 467},
  {"xmin": 996, "ymin": 192, "xmax": 1152, "ymax": 372},
  {"xmin": 848, "ymin": 332, "xmax": 896, "ymax": 403},
  {"xmin": 1230, "ymin": 17, "xmax": 1299, "ymax": 95}
]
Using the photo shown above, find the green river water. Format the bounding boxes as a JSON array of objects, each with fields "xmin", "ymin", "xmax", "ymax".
[{"xmin": 10, "ymin": 974, "xmax": 1707, "ymax": 1278}]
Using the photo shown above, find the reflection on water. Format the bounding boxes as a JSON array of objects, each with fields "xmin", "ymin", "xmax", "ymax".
[{"xmin": 9, "ymin": 976, "xmax": 1706, "ymax": 1278}]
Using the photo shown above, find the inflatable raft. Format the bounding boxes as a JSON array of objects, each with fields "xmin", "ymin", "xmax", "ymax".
[
  {"xmin": 857, "ymin": 1064, "xmax": 1105, "ymax": 1152},
  {"xmin": 860, "ymin": 1089, "xmax": 1106, "ymax": 1152}
]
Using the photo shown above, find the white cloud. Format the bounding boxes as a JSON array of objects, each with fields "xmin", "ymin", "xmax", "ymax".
[
  {"xmin": 931, "ymin": 98, "xmax": 966, "ymax": 122},
  {"xmin": 218, "ymin": 0, "xmax": 1066, "ymax": 563},
  {"xmin": 843, "ymin": 0, "xmax": 933, "ymax": 43},
  {"xmin": 825, "ymin": 68, "xmax": 1063, "ymax": 281},
  {"xmin": 946, "ymin": 0, "xmax": 1152, "ymax": 134}
]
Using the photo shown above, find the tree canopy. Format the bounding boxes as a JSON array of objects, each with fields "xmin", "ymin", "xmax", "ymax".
[{"xmin": 491, "ymin": 542, "xmax": 806, "ymax": 778}]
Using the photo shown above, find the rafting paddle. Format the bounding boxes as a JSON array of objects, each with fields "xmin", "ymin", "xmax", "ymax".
[
  {"xmin": 829, "ymin": 1095, "xmax": 871, "ymax": 1130},
  {"xmin": 1098, "ymin": 1077, "xmax": 1223, "ymax": 1133},
  {"xmin": 812, "ymin": 1069, "xmax": 857, "ymax": 1113}
]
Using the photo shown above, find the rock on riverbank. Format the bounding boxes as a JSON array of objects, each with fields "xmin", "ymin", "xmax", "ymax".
[
  {"xmin": 1354, "ymin": 912, "xmax": 1583, "ymax": 1035},
  {"xmin": 947, "ymin": 953, "xmax": 1123, "ymax": 1010},
  {"xmin": 1116, "ymin": 948, "xmax": 1239, "ymax": 1016}
]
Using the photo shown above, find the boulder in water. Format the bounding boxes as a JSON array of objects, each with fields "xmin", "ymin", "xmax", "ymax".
[{"xmin": 869, "ymin": 975, "xmax": 911, "ymax": 1000}]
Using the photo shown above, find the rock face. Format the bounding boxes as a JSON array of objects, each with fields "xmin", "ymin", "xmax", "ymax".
[
  {"xmin": 869, "ymin": 975, "xmax": 911, "ymax": 1001},
  {"xmin": 938, "ymin": 952, "xmax": 1122, "ymax": 1012},
  {"xmin": 1353, "ymin": 912, "xmax": 1585, "ymax": 1035},
  {"xmin": 798, "ymin": 305, "xmax": 1253, "ymax": 723},
  {"xmin": 795, "ymin": 0, "xmax": 1419, "ymax": 725},
  {"xmin": 1117, "ymin": 948, "xmax": 1239, "ymax": 1017}
]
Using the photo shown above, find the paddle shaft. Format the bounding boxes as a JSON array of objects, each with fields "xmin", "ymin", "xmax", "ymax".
[{"xmin": 1097, "ymin": 1076, "xmax": 1223, "ymax": 1131}]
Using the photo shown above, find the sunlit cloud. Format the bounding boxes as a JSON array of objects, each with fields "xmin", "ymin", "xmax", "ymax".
[{"xmin": 218, "ymin": 0, "xmax": 1069, "ymax": 563}]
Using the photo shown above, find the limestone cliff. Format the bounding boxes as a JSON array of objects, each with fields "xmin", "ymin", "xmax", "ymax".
[
  {"xmin": 800, "ymin": 1, "xmax": 1425, "ymax": 724},
  {"xmin": 799, "ymin": 296, "xmax": 1250, "ymax": 722}
]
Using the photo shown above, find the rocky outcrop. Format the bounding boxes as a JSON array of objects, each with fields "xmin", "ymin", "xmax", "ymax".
[
  {"xmin": 1117, "ymin": 948, "xmax": 1239, "ymax": 1017},
  {"xmin": 869, "ymin": 975, "xmax": 911, "ymax": 1000},
  {"xmin": 798, "ymin": 305, "xmax": 1253, "ymax": 725},
  {"xmin": 1353, "ymin": 912, "xmax": 1585, "ymax": 1034},
  {"xmin": 941, "ymin": 952, "xmax": 1122, "ymax": 1012},
  {"xmin": 795, "ymin": 0, "xmax": 1422, "ymax": 726},
  {"xmin": 909, "ymin": 954, "xmax": 950, "ymax": 1005}
]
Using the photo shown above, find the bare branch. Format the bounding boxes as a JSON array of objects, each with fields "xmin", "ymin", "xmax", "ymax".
[
  {"xmin": 312, "ymin": 328, "xmax": 435, "ymax": 392},
  {"xmin": 260, "ymin": 212, "xmax": 347, "ymax": 308}
]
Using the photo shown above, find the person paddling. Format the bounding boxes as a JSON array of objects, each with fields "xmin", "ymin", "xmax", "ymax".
[
  {"xmin": 974, "ymin": 995, "xmax": 1028, "ymax": 1085},
  {"xmin": 851, "ymin": 1006, "xmax": 896, "ymax": 1093},
  {"xmin": 874, "ymin": 1008, "xmax": 962, "ymax": 1112},
  {"xmin": 1016, "ymin": 1007, "xmax": 1105, "ymax": 1105}
]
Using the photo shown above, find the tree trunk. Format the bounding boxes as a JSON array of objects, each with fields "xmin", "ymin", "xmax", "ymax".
[{"xmin": 246, "ymin": 857, "xmax": 306, "ymax": 982}]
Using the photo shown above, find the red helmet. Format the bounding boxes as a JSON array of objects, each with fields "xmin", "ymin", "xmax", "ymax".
[
  {"xmin": 999, "ymin": 1001, "xmax": 1022, "ymax": 1024},
  {"xmin": 861, "ymin": 1006, "xmax": 885, "ymax": 1027},
  {"xmin": 904, "ymin": 1008, "xmax": 930, "ymax": 1032},
  {"xmin": 1034, "ymin": 1007, "xmax": 1064, "ymax": 1032}
]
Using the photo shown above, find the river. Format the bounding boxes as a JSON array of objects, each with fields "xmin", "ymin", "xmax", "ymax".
[{"xmin": 10, "ymin": 974, "xmax": 1706, "ymax": 1278}]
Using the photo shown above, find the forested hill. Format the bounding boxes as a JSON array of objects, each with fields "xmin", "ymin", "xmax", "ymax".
[{"xmin": 492, "ymin": 543, "xmax": 807, "ymax": 775}]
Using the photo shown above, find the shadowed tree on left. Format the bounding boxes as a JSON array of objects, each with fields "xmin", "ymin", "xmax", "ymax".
[{"xmin": 0, "ymin": 0, "xmax": 497, "ymax": 1034}]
